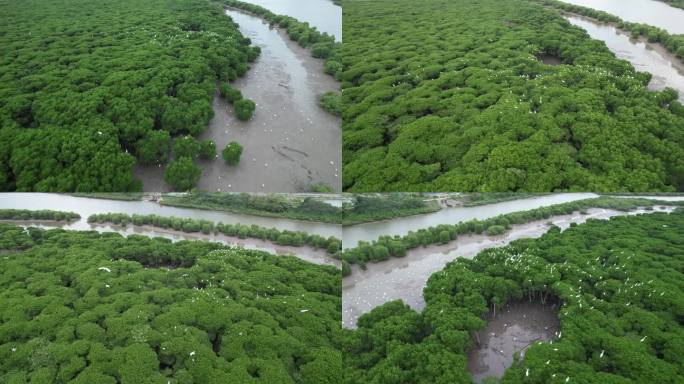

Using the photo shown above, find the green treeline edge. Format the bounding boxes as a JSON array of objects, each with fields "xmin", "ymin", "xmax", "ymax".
[
  {"xmin": 160, "ymin": 192, "xmax": 343, "ymax": 224},
  {"xmin": 0, "ymin": 209, "xmax": 80, "ymax": 222},
  {"xmin": 343, "ymin": 210, "xmax": 684, "ymax": 382},
  {"xmin": 340, "ymin": 197, "xmax": 684, "ymax": 275},
  {"xmin": 535, "ymin": 0, "xmax": 684, "ymax": 62},
  {"xmin": 87, "ymin": 212, "xmax": 342, "ymax": 255}
]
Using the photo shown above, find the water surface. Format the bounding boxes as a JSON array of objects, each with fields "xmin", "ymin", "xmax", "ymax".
[
  {"xmin": 241, "ymin": 0, "xmax": 341, "ymax": 40},
  {"xmin": 137, "ymin": 9, "xmax": 341, "ymax": 192},
  {"xmin": 342, "ymin": 206, "xmax": 673, "ymax": 327},
  {"xmin": 558, "ymin": 0, "xmax": 684, "ymax": 34},
  {"xmin": 566, "ymin": 15, "xmax": 684, "ymax": 102}
]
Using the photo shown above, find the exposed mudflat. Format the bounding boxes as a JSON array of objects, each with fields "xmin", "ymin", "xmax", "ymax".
[
  {"xmin": 138, "ymin": 9, "xmax": 340, "ymax": 192},
  {"xmin": 342, "ymin": 206, "xmax": 674, "ymax": 328},
  {"xmin": 4, "ymin": 220, "xmax": 339, "ymax": 267},
  {"xmin": 468, "ymin": 301, "xmax": 560, "ymax": 383},
  {"xmin": 565, "ymin": 14, "xmax": 684, "ymax": 102}
]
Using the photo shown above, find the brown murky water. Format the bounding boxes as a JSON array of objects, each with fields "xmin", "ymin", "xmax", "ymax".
[
  {"xmin": 0, "ymin": 193, "xmax": 342, "ymax": 266},
  {"xmin": 468, "ymin": 301, "xmax": 560, "ymax": 383},
  {"xmin": 137, "ymin": 9, "xmax": 341, "ymax": 192},
  {"xmin": 565, "ymin": 14, "xmax": 684, "ymax": 102},
  {"xmin": 342, "ymin": 206, "xmax": 674, "ymax": 328},
  {"xmin": 240, "ymin": 0, "xmax": 341, "ymax": 41},
  {"xmin": 558, "ymin": 0, "xmax": 684, "ymax": 34}
]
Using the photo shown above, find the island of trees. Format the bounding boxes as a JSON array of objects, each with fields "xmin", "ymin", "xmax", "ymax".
[
  {"xmin": 0, "ymin": 223, "xmax": 341, "ymax": 383},
  {"xmin": 340, "ymin": 197, "xmax": 683, "ymax": 275},
  {"xmin": 0, "ymin": 0, "xmax": 260, "ymax": 192},
  {"xmin": 0, "ymin": 209, "xmax": 80, "ymax": 222},
  {"xmin": 160, "ymin": 192, "xmax": 343, "ymax": 223},
  {"xmin": 87, "ymin": 212, "xmax": 342, "ymax": 254},
  {"xmin": 343, "ymin": 209, "xmax": 684, "ymax": 382},
  {"xmin": 341, "ymin": 0, "xmax": 684, "ymax": 192}
]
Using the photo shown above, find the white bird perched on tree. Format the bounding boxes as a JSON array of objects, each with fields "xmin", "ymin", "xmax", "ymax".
[{"xmin": 98, "ymin": 267, "xmax": 111, "ymax": 273}]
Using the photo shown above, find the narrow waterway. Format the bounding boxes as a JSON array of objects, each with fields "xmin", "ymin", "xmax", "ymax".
[
  {"xmin": 0, "ymin": 193, "xmax": 341, "ymax": 238},
  {"xmin": 5, "ymin": 220, "xmax": 338, "ymax": 266},
  {"xmin": 565, "ymin": 15, "xmax": 684, "ymax": 102},
  {"xmin": 343, "ymin": 193, "xmax": 598, "ymax": 248},
  {"xmin": 137, "ymin": 8, "xmax": 341, "ymax": 192},
  {"xmin": 240, "ymin": 0, "xmax": 341, "ymax": 41},
  {"xmin": 558, "ymin": 0, "xmax": 684, "ymax": 34},
  {"xmin": 342, "ymin": 205, "xmax": 674, "ymax": 328}
]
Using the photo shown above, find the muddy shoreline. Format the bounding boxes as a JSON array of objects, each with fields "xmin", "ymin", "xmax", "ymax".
[
  {"xmin": 468, "ymin": 301, "xmax": 560, "ymax": 383},
  {"xmin": 2, "ymin": 219, "xmax": 340, "ymax": 267},
  {"xmin": 138, "ymin": 8, "xmax": 340, "ymax": 192},
  {"xmin": 342, "ymin": 206, "xmax": 674, "ymax": 328}
]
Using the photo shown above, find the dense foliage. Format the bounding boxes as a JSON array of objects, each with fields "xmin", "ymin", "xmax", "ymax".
[
  {"xmin": 219, "ymin": 83, "xmax": 244, "ymax": 103},
  {"xmin": 0, "ymin": 0, "xmax": 258, "ymax": 191},
  {"xmin": 0, "ymin": 209, "xmax": 79, "ymax": 221},
  {"xmin": 0, "ymin": 225, "xmax": 340, "ymax": 383},
  {"xmin": 342, "ymin": 195, "xmax": 440, "ymax": 225},
  {"xmin": 343, "ymin": 210, "xmax": 684, "ymax": 383},
  {"xmin": 340, "ymin": 197, "xmax": 683, "ymax": 274},
  {"xmin": 319, "ymin": 92, "xmax": 342, "ymax": 116},
  {"xmin": 87, "ymin": 212, "xmax": 342, "ymax": 254},
  {"xmin": 164, "ymin": 157, "xmax": 202, "ymax": 191},
  {"xmin": 233, "ymin": 100, "xmax": 256, "ymax": 121},
  {"xmin": 222, "ymin": 142, "xmax": 243, "ymax": 165},
  {"xmin": 161, "ymin": 192, "xmax": 344, "ymax": 223},
  {"xmin": 341, "ymin": 0, "xmax": 684, "ymax": 192}
]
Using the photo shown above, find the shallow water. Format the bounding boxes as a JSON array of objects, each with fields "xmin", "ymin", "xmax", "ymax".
[
  {"xmin": 565, "ymin": 15, "xmax": 684, "ymax": 102},
  {"xmin": 342, "ymin": 193, "xmax": 598, "ymax": 248},
  {"xmin": 241, "ymin": 0, "xmax": 341, "ymax": 41},
  {"xmin": 0, "ymin": 193, "xmax": 341, "ymax": 238},
  {"xmin": 342, "ymin": 206, "xmax": 673, "ymax": 328},
  {"xmin": 6, "ymin": 220, "xmax": 338, "ymax": 266},
  {"xmin": 137, "ymin": 9, "xmax": 341, "ymax": 193},
  {"xmin": 558, "ymin": 0, "xmax": 684, "ymax": 34},
  {"xmin": 468, "ymin": 301, "xmax": 560, "ymax": 383}
]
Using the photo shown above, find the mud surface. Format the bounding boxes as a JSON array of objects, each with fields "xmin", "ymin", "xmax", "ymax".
[
  {"xmin": 343, "ymin": 193, "xmax": 598, "ymax": 249},
  {"xmin": 342, "ymin": 206, "xmax": 674, "ymax": 328},
  {"xmin": 0, "ymin": 193, "xmax": 341, "ymax": 237},
  {"xmin": 565, "ymin": 14, "xmax": 684, "ymax": 102},
  {"xmin": 138, "ymin": 9, "xmax": 341, "ymax": 192},
  {"xmin": 468, "ymin": 301, "xmax": 560, "ymax": 383}
]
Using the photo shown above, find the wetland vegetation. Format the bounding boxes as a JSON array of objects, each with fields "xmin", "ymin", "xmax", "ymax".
[
  {"xmin": 0, "ymin": 224, "xmax": 341, "ymax": 383},
  {"xmin": 341, "ymin": 0, "xmax": 684, "ymax": 192},
  {"xmin": 343, "ymin": 210, "xmax": 684, "ymax": 382}
]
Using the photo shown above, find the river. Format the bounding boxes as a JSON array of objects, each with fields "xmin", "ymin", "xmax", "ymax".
[
  {"xmin": 558, "ymin": 0, "xmax": 684, "ymax": 34},
  {"xmin": 343, "ymin": 193, "xmax": 598, "ymax": 248},
  {"xmin": 342, "ymin": 205, "xmax": 674, "ymax": 328},
  {"xmin": 565, "ymin": 15, "xmax": 684, "ymax": 102},
  {"xmin": 136, "ymin": 8, "xmax": 341, "ymax": 193},
  {"xmin": 0, "ymin": 193, "xmax": 342, "ymax": 266},
  {"xmin": 240, "ymin": 0, "xmax": 341, "ymax": 41}
]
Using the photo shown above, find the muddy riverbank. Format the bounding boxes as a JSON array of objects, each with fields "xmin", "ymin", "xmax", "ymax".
[
  {"xmin": 468, "ymin": 301, "xmax": 560, "ymax": 383},
  {"xmin": 563, "ymin": 13, "xmax": 684, "ymax": 102},
  {"xmin": 558, "ymin": 0, "xmax": 684, "ymax": 34},
  {"xmin": 342, "ymin": 206, "xmax": 674, "ymax": 328},
  {"xmin": 0, "ymin": 193, "xmax": 341, "ymax": 238},
  {"xmin": 2, "ymin": 220, "xmax": 339, "ymax": 267},
  {"xmin": 138, "ymin": 8, "xmax": 340, "ymax": 192},
  {"xmin": 343, "ymin": 193, "xmax": 598, "ymax": 249},
  {"xmin": 239, "ymin": 0, "xmax": 341, "ymax": 40}
]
